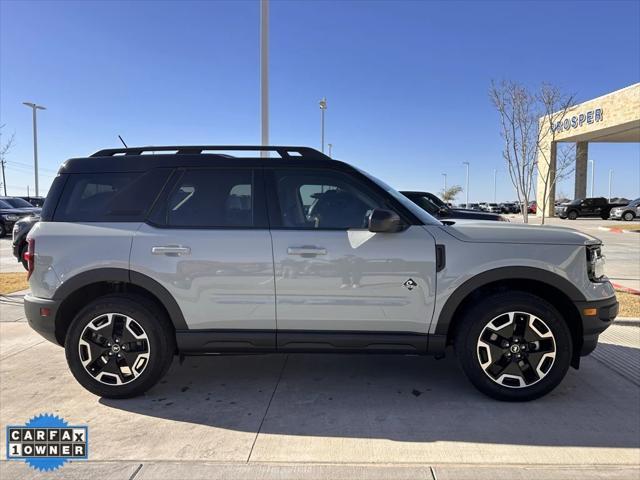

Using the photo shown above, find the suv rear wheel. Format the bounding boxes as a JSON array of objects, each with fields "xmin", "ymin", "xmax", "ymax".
[
  {"xmin": 454, "ymin": 292, "xmax": 572, "ymax": 401},
  {"xmin": 65, "ymin": 294, "xmax": 175, "ymax": 398}
]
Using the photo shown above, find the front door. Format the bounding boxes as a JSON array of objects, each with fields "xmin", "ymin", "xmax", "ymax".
[{"xmin": 266, "ymin": 168, "xmax": 437, "ymax": 351}]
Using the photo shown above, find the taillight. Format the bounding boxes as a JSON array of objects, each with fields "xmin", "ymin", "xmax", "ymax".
[{"xmin": 24, "ymin": 238, "xmax": 35, "ymax": 280}]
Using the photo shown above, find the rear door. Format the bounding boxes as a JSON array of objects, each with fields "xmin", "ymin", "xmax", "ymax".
[
  {"xmin": 130, "ymin": 167, "xmax": 275, "ymax": 344},
  {"xmin": 266, "ymin": 168, "xmax": 437, "ymax": 351}
]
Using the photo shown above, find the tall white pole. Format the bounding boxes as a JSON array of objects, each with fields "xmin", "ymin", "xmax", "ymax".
[
  {"xmin": 493, "ymin": 169, "xmax": 498, "ymax": 203},
  {"xmin": 608, "ymin": 169, "xmax": 613, "ymax": 202},
  {"xmin": 442, "ymin": 173, "xmax": 447, "ymax": 192},
  {"xmin": 463, "ymin": 162, "xmax": 469, "ymax": 207},
  {"xmin": 589, "ymin": 159, "xmax": 594, "ymax": 197},
  {"xmin": 260, "ymin": 0, "xmax": 269, "ymax": 158},
  {"xmin": 328, "ymin": 143, "xmax": 333, "ymax": 157},
  {"xmin": 319, "ymin": 97, "xmax": 327, "ymax": 153},
  {"xmin": 23, "ymin": 102, "xmax": 46, "ymax": 196}
]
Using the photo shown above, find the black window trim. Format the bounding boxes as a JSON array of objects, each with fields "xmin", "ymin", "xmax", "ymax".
[
  {"xmin": 145, "ymin": 166, "xmax": 269, "ymax": 230},
  {"xmin": 263, "ymin": 166, "xmax": 418, "ymax": 231}
]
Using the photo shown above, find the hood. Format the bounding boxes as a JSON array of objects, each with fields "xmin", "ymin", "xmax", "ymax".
[
  {"xmin": 440, "ymin": 222, "xmax": 600, "ymax": 246},
  {"xmin": 0, "ymin": 207, "xmax": 41, "ymax": 216}
]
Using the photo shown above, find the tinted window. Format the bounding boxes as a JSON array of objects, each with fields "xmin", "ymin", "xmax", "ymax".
[
  {"xmin": 155, "ymin": 169, "xmax": 255, "ymax": 228},
  {"xmin": 54, "ymin": 169, "xmax": 170, "ymax": 222},
  {"xmin": 2, "ymin": 198, "xmax": 33, "ymax": 208},
  {"xmin": 0, "ymin": 200, "xmax": 11, "ymax": 209},
  {"xmin": 272, "ymin": 169, "xmax": 385, "ymax": 229}
]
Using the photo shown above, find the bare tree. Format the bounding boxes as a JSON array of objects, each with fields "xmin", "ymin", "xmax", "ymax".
[
  {"xmin": 489, "ymin": 80, "xmax": 538, "ymax": 223},
  {"xmin": 536, "ymin": 84, "xmax": 576, "ymax": 224},
  {"xmin": 0, "ymin": 125, "xmax": 16, "ymax": 196},
  {"xmin": 441, "ymin": 185, "xmax": 463, "ymax": 203}
]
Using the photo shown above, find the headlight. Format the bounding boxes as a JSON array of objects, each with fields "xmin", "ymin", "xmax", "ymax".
[
  {"xmin": 1, "ymin": 214, "xmax": 19, "ymax": 221},
  {"xmin": 586, "ymin": 245, "xmax": 606, "ymax": 282}
]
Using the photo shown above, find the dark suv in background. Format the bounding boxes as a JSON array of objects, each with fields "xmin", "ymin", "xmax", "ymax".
[
  {"xmin": 0, "ymin": 197, "xmax": 41, "ymax": 237},
  {"xmin": 557, "ymin": 197, "xmax": 628, "ymax": 220},
  {"xmin": 401, "ymin": 191, "xmax": 507, "ymax": 221}
]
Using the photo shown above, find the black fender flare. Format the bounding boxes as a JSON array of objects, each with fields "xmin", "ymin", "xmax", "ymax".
[
  {"xmin": 434, "ymin": 266, "xmax": 586, "ymax": 336},
  {"xmin": 52, "ymin": 267, "xmax": 188, "ymax": 330}
]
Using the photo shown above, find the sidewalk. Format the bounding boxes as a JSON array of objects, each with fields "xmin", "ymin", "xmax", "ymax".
[{"xmin": 1, "ymin": 295, "xmax": 639, "ymax": 479}]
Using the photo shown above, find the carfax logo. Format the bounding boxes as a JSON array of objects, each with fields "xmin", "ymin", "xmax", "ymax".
[{"xmin": 6, "ymin": 413, "xmax": 88, "ymax": 472}]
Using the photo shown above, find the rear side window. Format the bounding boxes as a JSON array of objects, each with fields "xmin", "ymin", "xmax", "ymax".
[
  {"xmin": 150, "ymin": 168, "xmax": 259, "ymax": 228},
  {"xmin": 54, "ymin": 169, "xmax": 170, "ymax": 222}
]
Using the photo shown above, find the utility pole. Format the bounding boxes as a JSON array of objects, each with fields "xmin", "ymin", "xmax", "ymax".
[
  {"xmin": 608, "ymin": 169, "xmax": 613, "ymax": 202},
  {"xmin": 260, "ymin": 0, "xmax": 269, "ymax": 157},
  {"xmin": 463, "ymin": 161, "xmax": 469, "ymax": 207},
  {"xmin": 1, "ymin": 158, "xmax": 6, "ymax": 196},
  {"xmin": 319, "ymin": 98, "xmax": 327, "ymax": 153},
  {"xmin": 22, "ymin": 102, "xmax": 46, "ymax": 196}
]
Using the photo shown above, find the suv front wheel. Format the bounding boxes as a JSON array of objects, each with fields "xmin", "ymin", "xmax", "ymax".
[
  {"xmin": 455, "ymin": 292, "xmax": 572, "ymax": 401},
  {"xmin": 65, "ymin": 294, "xmax": 175, "ymax": 398}
]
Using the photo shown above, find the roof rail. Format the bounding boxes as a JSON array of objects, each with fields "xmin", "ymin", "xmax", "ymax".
[{"xmin": 90, "ymin": 145, "xmax": 332, "ymax": 160}]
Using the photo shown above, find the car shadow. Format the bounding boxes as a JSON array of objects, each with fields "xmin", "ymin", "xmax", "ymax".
[{"xmin": 100, "ymin": 345, "xmax": 640, "ymax": 448}]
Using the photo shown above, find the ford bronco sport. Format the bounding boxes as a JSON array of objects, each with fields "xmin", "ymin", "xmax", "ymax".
[{"xmin": 24, "ymin": 146, "xmax": 618, "ymax": 401}]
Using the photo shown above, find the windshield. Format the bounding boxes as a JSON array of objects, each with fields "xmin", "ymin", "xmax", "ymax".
[
  {"xmin": 0, "ymin": 200, "xmax": 11, "ymax": 209},
  {"xmin": 355, "ymin": 168, "xmax": 441, "ymax": 225},
  {"xmin": 409, "ymin": 195, "xmax": 440, "ymax": 215},
  {"xmin": 2, "ymin": 198, "xmax": 33, "ymax": 208},
  {"xmin": 629, "ymin": 198, "xmax": 640, "ymax": 207}
]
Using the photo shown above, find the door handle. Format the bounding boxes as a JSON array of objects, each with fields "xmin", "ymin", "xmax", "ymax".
[
  {"xmin": 151, "ymin": 246, "xmax": 191, "ymax": 256},
  {"xmin": 287, "ymin": 246, "xmax": 327, "ymax": 256}
]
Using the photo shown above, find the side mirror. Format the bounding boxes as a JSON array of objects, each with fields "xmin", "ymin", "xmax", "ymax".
[{"xmin": 368, "ymin": 209, "xmax": 404, "ymax": 233}]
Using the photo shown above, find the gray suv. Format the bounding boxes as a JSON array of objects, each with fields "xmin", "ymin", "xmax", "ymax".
[{"xmin": 24, "ymin": 146, "xmax": 618, "ymax": 401}]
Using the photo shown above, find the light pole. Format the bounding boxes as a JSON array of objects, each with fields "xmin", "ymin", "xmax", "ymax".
[
  {"xmin": 22, "ymin": 102, "xmax": 46, "ymax": 196},
  {"xmin": 319, "ymin": 97, "xmax": 327, "ymax": 153},
  {"xmin": 463, "ymin": 162, "xmax": 469, "ymax": 207},
  {"xmin": 493, "ymin": 169, "xmax": 497, "ymax": 203},
  {"xmin": 442, "ymin": 173, "xmax": 447, "ymax": 193},
  {"xmin": 608, "ymin": 168, "xmax": 613, "ymax": 202},
  {"xmin": 260, "ymin": 0, "xmax": 269, "ymax": 158},
  {"xmin": 327, "ymin": 143, "xmax": 333, "ymax": 157},
  {"xmin": 588, "ymin": 159, "xmax": 595, "ymax": 197}
]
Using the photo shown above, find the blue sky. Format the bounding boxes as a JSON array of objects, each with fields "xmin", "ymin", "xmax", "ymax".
[{"xmin": 1, "ymin": 0, "xmax": 639, "ymax": 201}]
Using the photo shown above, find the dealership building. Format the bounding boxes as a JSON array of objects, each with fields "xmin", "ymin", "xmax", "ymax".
[{"xmin": 536, "ymin": 83, "xmax": 640, "ymax": 217}]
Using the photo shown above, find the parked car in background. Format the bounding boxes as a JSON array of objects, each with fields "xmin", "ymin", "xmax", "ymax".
[
  {"xmin": 12, "ymin": 214, "xmax": 40, "ymax": 269},
  {"xmin": 401, "ymin": 191, "xmax": 507, "ymax": 221},
  {"xmin": 500, "ymin": 202, "xmax": 519, "ymax": 214},
  {"xmin": 609, "ymin": 198, "xmax": 640, "ymax": 221},
  {"xmin": 19, "ymin": 196, "xmax": 46, "ymax": 207},
  {"xmin": 486, "ymin": 203, "xmax": 501, "ymax": 213},
  {"xmin": 24, "ymin": 144, "xmax": 617, "ymax": 401},
  {"xmin": 557, "ymin": 197, "xmax": 627, "ymax": 220},
  {"xmin": 467, "ymin": 203, "xmax": 482, "ymax": 211},
  {"xmin": 0, "ymin": 197, "xmax": 41, "ymax": 237}
]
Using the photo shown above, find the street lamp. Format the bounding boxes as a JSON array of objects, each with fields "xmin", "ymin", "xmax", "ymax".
[
  {"xmin": 327, "ymin": 143, "xmax": 333, "ymax": 157},
  {"xmin": 442, "ymin": 173, "xmax": 447, "ymax": 192},
  {"xmin": 22, "ymin": 102, "xmax": 46, "ymax": 196},
  {"xmin": 463, "ymin": 162, "xmax": 469, "ymax": 208},
  {"xmin": 608, "ymin": 168, "xmax": 613, "ymax": 202},
  {"xmin": 493, "ymin": 169, "xmax": 497, "ymax": 203},
  {"xmin": 588, "ymin": 159, "xmax": 595, "ymax": 197},
  {"xmin": 319, "ymin": 97, "xmax": 327, "ymax": 153},
  {"xmin": 260, "ymin": 0, "xmax": 269, "ymax": 158}
]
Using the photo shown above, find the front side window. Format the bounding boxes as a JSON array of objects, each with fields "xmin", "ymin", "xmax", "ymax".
[
  {"xmin": 272, "ymin": 169, "xmax": 384, "ymax": 229},
  {"xmin": 158, "ymin": 169, "xmax": 254, "ymax": 228}
]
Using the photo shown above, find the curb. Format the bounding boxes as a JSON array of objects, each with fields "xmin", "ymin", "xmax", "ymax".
[
  {"xmin": 598, "ymin": 226, "xmax": 640, "ymax": 234},
  {"xmin": 614, "ymin": 284, "xmax": 640, "ymax": 295}
]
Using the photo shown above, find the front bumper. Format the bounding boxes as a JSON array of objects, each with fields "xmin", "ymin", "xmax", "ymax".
[
  {"xmin": 609, "ymin": 209, "xmax": 623, "ymax": 219},
  {"xmin": 575, "ymin": 295, "xmax": 619, "ymax": 356},
  {"xmin": 24, "ymin": 294, "xmax": 61, "ymax": 345}
]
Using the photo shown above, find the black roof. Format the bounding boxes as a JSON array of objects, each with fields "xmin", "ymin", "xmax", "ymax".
[{"xmin": 60, "ymin": 145, "xmax": 349, "ymax": 174}]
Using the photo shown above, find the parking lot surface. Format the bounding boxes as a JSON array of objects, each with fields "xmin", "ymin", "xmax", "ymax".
[{"xmin": 0, "ymin": 294, "xmax": 638, "ymax": 479}]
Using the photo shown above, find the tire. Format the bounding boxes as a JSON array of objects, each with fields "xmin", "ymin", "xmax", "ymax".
[
  {"xmin": 65, "ymin": 294, "xmax": 175, "ymax": 399},
  {"xmin": 567, "ymin": 210, "xmax": 578, "ymax": 220},
  {"xmin": 454, "ymin": 291, "xmax": 572, "ymax": 401},
  {"xmin": 623, "ymin": 211, "xmax": 635, "ymax": 222}
]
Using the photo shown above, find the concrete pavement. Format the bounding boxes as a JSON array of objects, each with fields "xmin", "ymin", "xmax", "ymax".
[{"xmin": 0, "ymin": 295, "xmax": 639, "ymax": 479}]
